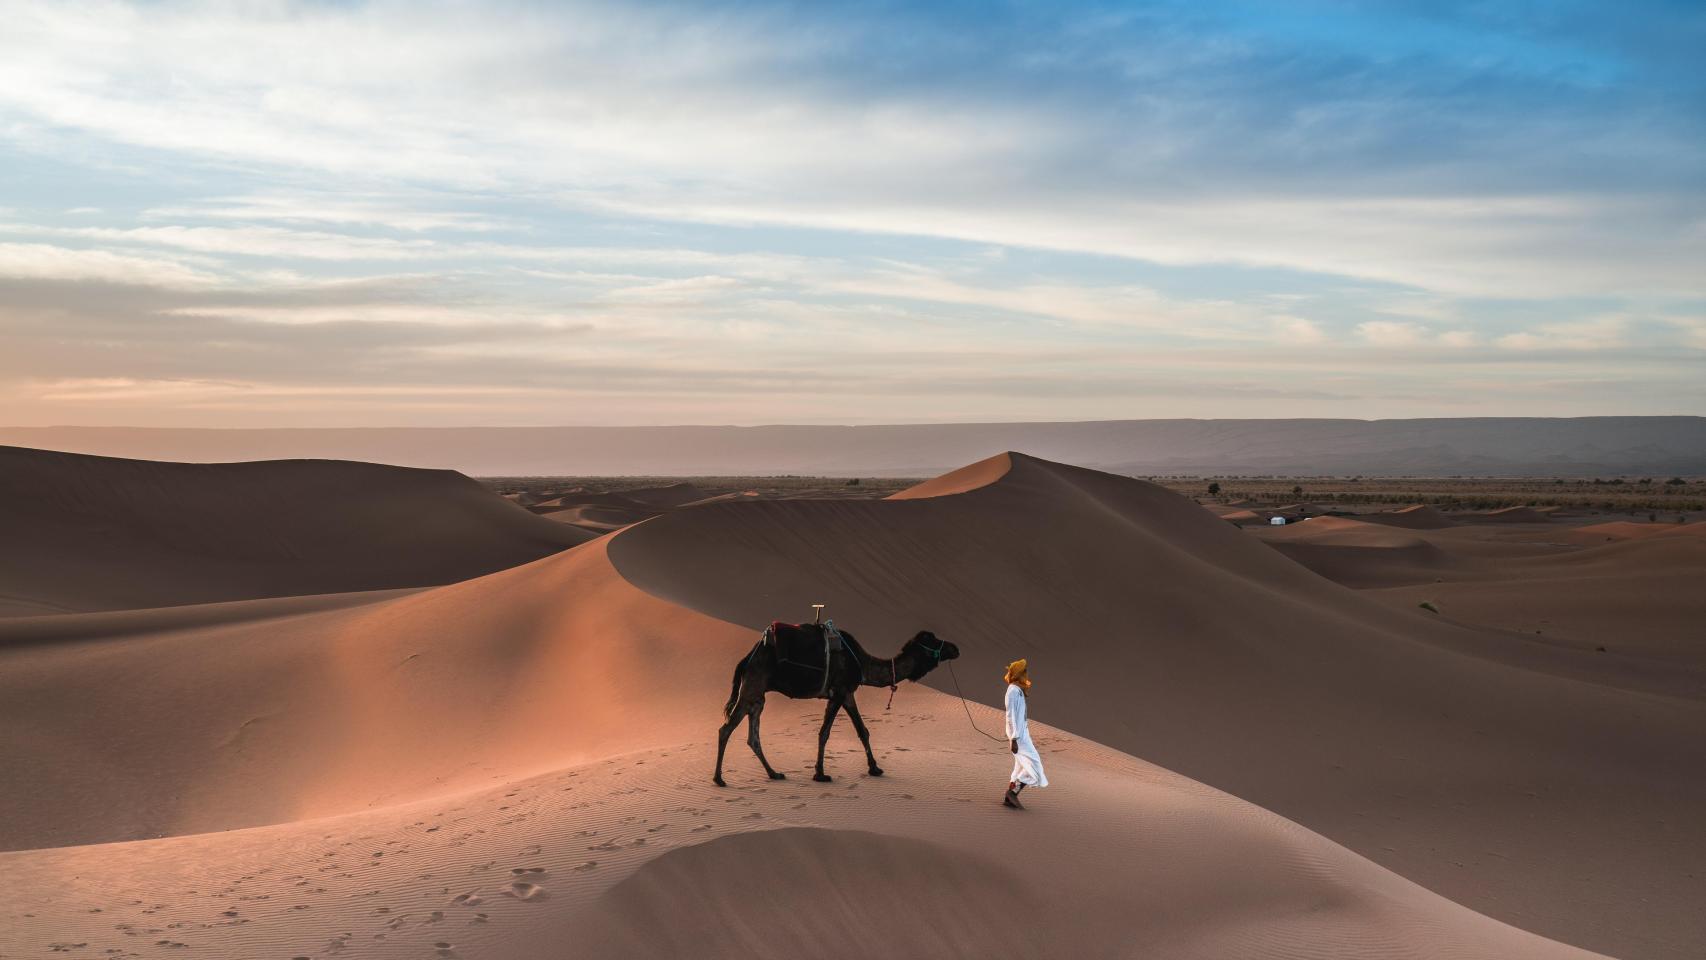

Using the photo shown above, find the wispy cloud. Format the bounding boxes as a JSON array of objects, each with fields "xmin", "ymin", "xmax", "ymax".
[{"xmin": 0, "ymin": 0, "xmax": 1701, "ymax": 425}]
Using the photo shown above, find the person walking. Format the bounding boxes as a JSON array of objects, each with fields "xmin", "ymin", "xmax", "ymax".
[{"xmin": 1003, "ymin": 658, "xmax": 1047, "ymax": 809}]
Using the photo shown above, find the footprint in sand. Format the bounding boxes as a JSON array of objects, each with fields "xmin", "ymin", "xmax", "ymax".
[
  {"xmin": 452, "ymin": 893, "xmax": 483, "ymax": 907},
  {"xmin": 519, "ymin": 844, "xmax": 542, "ymax": 855},
  {"xmin": 691, "ymin": 825, "xmax": 713, "ymax": 833},
  {"xmin": 510, "ymin": 867, "xmax": 545, "ymax": 875},
  {"xmin": 435, "ymin": 941, "xmax": 456, "ymax": 958},
  {"xmin": 505, "ymin": 881, "xmax": 546, "ymax": 901},
  {"xmin": 574, "ymin": 861, "xmax": 598, "ymax": 872}
]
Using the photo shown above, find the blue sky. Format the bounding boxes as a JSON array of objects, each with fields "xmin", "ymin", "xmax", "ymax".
[{"xmin": 0, "ymin": 0, "xmax": 1702, "ymax": 426}]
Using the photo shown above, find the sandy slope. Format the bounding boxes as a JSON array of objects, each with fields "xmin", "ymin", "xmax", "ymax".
[
  {"xmin": 1251, "ymin": 516, "xmax": 1706, "ymax": 689},
  {"xmin": 1252, "ymin": 516, "xmax": 1476, "ymax": 587},
  {"xmin": 0, "ymin": 451, "xmax": 1695, "ymax": 959},
  {"xmin": 0, "ymin": 446, "xmax": 590, "ymax": 616},
  {"xmin": 609, "ymin": 453, "xmax": 1706, "ymax": 959},
  {"xmin": 0, "ymin": 540, "xmax": 734, "ymax": 850},
  {"xmin": 1562, "ymin": 520, "xmax": 1706, "ymax": 543},
  {"xmin": 0, "ymin": 622, "xmax": 1603, "ymax": 960}
]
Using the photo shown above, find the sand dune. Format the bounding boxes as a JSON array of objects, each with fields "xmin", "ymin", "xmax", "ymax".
[
  {"xmin": 1255, "ymin": 513, "xmax": 1706, "ymax": 689},
  {"xmin": 1363, "ymin": 503, "xmax": 1457, "ymax": 529},
  {"xmin": 610, "ymin": 452, "xmax": 1706, "ymax": 959},
  {"xmin": 0, "ymin": 685, "xmax": 1603, "ymax": 960},
  {"xmin": 1251, "ymin": 516, "xmax": 1475, "ymax": 588},
  {"xmin": 0, "ymin": 538, "xmax": 737, "ymax": 850},
  {"xmin": 1366, "ymin": 536, "xmax": 1706, "ymax": 685},
  {"xmin": 1461, "ymin": 505, "xmax": 1551, "ymax": 523},
  {"xmin": 0, "ymin": 446, "xmax": 590, "ymax": 616},
  {"xmin": 1564, "ymin": 520, "xmax": 1706, "ymax": 543},
  {"xmin": 0, "ymin": 450, "xmax": 1696, "ymax": 959}
]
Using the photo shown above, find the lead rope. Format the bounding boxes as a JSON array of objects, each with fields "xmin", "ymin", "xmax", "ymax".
[
  {"xmin": 885, "ymin": 658, "xmax": 899, "ymax": 711},
  {"xmin": 944, "ymin": 658, "xmax": 1007, "ymax": 744}
]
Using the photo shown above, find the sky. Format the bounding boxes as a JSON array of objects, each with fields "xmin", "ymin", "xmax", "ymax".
[{"xmin": 1, "ymin": 0, "xmax": 1703, "ymax": 427}]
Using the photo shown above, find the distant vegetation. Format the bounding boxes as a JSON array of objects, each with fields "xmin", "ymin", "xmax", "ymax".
[{"xmin": 1164, "ymin": 475, "xmax": 1706, "ymax": 514}]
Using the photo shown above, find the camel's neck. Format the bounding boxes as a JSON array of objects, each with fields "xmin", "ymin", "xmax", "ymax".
[{"xmin": 861, "ymin": 651, "xmax": 914, "ymax": 688}]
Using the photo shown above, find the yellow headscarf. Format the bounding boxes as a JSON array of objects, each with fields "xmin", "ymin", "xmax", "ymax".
[{"xmin": 1004, "ymin": 658, "xmax": 1031, "ymax": 690}]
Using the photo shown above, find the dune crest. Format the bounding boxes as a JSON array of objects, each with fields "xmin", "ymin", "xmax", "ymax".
[
  {"xmin": 0, "ymin": 445, "xmax": 590, "ymax": 616},
  {"xmin": 886, "ymin": 450, "xmax": 1013, "ymax": 499}
]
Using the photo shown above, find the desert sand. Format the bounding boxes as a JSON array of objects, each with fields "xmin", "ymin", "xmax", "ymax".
[{"xmin": 2, "ymin": 450, "xmax": 1700, "ymax": 959}]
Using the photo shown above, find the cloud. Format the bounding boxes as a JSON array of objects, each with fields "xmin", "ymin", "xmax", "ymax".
[
  {"xmin": 146, "ymin": 194, "xmax": 512, "ymax": 233},
  {"xmin": 0, "ymin": 222, "xmax": 440, "ymax": 261},
  {"xmin": 1356, "ymin": 320, "xmax": 1429, "ymax": 347},
  {"xmin": 0, "ymin": 242, "xmax": 217, "ymax": 287},
  {"xmin": 1667, "ymin": 317, "xmax": 1706, "ymax": 350},
  {"xmin": 0, "ymin": 1, "xmax": 1702, "ymax": 424},
  {"xmin": 1497, "ymin": 316, "xmax": 1630, "ymax": 352},
  {"xmin": 0, "ymin": 1, "xmax": 1698, "ymax": 299}
]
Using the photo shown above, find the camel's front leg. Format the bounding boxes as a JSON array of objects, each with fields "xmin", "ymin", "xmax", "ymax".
[
  {"xmin": 813, "ymin": 694, "xmax": 845, "ymax": 782},
  {"xmin": 842, "ymin": 694, "xmax": 883, "ymax": 777},
  {"xmin": 745, "ymin": 701, "xmax": 786, "ymax": 781}
]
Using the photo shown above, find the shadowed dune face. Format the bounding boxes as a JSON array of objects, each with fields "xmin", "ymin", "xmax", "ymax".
[
  {"xmin": 570, "ymin": 828, "xmax": 1048, "ymax": 959},
  {"xmin": 568, "ymin": 820, "xmax": 1598, "ymax": 960},
  {"xmin": 609, "ymin": 452, "xmax": 1706, "ymax": 959},
  {"xmin": 1252, "ymin": 516, "xmax": 1479, "ymax": 588},
  {"xmin": 0, "ymin": 445, "xmax": 591, "ymax": 616}
]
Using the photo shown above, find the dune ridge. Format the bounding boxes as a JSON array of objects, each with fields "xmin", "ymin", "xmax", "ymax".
[{"xmin": 0, "ymin": 445, "xmax": 590, "ymax": 616}]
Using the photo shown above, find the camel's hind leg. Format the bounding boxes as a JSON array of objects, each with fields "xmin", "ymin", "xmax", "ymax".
[
  {"xmin": 713, "ymin": 698, "xmax": 749, "ymax": 787},
  {"xmin": 745, "ymin": 699, "xmax": 786, "ymax": 780}
]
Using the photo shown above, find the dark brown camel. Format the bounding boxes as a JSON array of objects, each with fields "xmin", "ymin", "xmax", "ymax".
[{"xmin": 713, "ymin": 622, "xmax": 960, "ymax": 786}]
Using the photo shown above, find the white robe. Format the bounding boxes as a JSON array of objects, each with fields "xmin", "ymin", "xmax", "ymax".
[{"xmin": 1004, "ymin": 683, "xmax": 1048, "ymax": 787}]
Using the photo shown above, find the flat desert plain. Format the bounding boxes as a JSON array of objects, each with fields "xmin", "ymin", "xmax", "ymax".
[{"xmin": 2, "ymin": 447, "xmax": 1702, "ymax": 960}]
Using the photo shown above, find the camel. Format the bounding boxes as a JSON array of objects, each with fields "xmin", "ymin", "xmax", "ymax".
[{"xmin": 713, "ymin": 621, "xmax": 960, "ymax": 786}]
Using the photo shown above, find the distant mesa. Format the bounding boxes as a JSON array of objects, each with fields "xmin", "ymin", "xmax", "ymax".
[{"xmin": 5, "ymin": 416, "xmax": 1704, "ymax": 476}]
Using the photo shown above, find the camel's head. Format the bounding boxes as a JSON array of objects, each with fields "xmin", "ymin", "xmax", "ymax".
[{"xmin": 901, "ymin": 631, "xmax": 959, "ymax": 680}]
